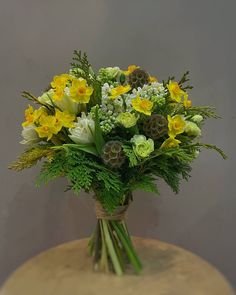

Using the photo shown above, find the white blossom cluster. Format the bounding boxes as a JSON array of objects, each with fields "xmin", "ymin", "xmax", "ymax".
[
  {"xmin": 132, "ymin": 82, "xmax": 167, "ymax": 105},
  {"xmin": 94, "ymin": 83, "xmax": 125, "ymax": 133}
]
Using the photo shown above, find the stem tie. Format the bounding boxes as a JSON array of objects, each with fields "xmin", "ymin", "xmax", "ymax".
[{"xmin": 95, "ymin": 201, "xmax": 129, "ymax": 221}]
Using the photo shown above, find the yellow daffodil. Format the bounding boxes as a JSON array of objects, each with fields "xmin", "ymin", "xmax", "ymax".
[
  {"xmin": 22, "ymin": 106, "xmax": 46, "ymax": 127},
  {"xmin": 167, "ymin": 115, "xmax": 186, "ymax": 137},
  {"xmin": 161, "ymin": 136, "xmax": 181, "ymax": 149},
  {"xmin": 123, "ymin": 65, "xmax": 139, "ymax": 75},
  {"xmin": 52, "ymin": 87, "xmax": 65, "ymax": 101},
  {"xmin": 69, "ymin": 78, "xmax": 93, "ymax": 103},
  {"xmin": 35, "ymin": 115, "xmax": 60, "ymax": 140},
  {"xmin": 183, "ymin": 94, "xmax": 192, "ymax": 108},
  {"xmin": 55, "ymin": 109, "xmax": 75, "ymax": 129},
  {"xmin": 109, "ymin": 85, "xmax": 131, "ymax": 99},
  {"xmin": 51, "ymin": 74, "xmax": 71, "ymax": 89},
  {"xmin": 131, "ymin": 96, "xmax": 153, "ymax": 116},
  {"xmin": 35, "ymin": 109, "xmax": 75, "ymax": 141},
  {"xmin": 167, "ymin": 81, "xmax": 188, "ymax": 103},
  {"xmin": 22, "ymin": 105, "xmax": 35, "ymax": 127},
  {"xmin": 149, "ymin": 76, "xmax": 158, "ymax": 83},
  {"xmin": 51, "ymin": 74, "xmax": 71, "ymax": 101}
]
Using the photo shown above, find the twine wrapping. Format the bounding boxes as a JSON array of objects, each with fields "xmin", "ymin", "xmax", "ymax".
[{"xmin": 95, "ymin": 201, "xmax": 129, "ymax": 221}]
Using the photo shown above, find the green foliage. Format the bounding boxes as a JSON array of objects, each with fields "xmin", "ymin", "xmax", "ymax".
[
  {"xmin": 178, "ymin": 71, "xmax": 193, "ymax": 90},
  {"xmin": 184, "ymin": 142, "xmax": 227, "ymax": 159},
  {"xmin": 147, "ymin": 156, "xmax": 192, "ymax": 193},
  {"xmin": 93, "ymin": 106, "xmax": 105, "ymax": 155},
  {"xmin": 71, "ymin": 50, "xmax": 101, "ymax": 106},
  {"xmin": 37, "ymin": 146, "xmax": 124, "ymax": 212},
  {"xmin": 71, "ymin": 50, "xmax": 92, "ymax": 82},
  {"xmin": 149, "ymin": 146, "xmax": 196, "ymax": 163},
  {"xmin": 186, "ymin": 106, "xmax": 220, "ymax": 119},
  {"xmin": 122, "ymin": 144, "xmax": 138, "ymax": 167},
  {"xmin": 36, "ymin": 150, "xmax": 65, "ymax": 185},
  {"xmin": 52, "ymin": 143, "xmax": 99, "ymax": 157},
  {"xmin": 129, "ymin": 175, "xmax": 159, "ymax": 195},
  {"xmin": 9, "ymin": 145, "xmax": 54, "ymax": 171},
  {"xmin": 138, "ymin": 146, "xmax": 194, "ymax": 193}
]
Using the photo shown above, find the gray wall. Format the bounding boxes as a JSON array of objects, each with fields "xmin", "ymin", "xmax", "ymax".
[{"xmin": 0, "ymin": 0, "xmax": 235, "ymax": 289}]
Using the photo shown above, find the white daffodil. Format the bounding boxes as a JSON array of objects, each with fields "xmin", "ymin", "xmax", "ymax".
[
  {"xmin": 69, "ymin": 113, "xmax": 95, "ymax": 144},
  {"xmin": 20, "ymin": 125, "xmax": 40, "ymax": 145}
]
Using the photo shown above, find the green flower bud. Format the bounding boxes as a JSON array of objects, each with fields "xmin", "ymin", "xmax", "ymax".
[
  {"xmin": 117, "ymin": 112, "xmax": 138, "ymax": 128},
  {"xmin": 185, "ymin": 121, "xmax": 201, "ymax": 137},
  {"xmin": 191, "ymin": 115, "xmax": 203, "ymax": 124},
  {"xmin": 131, "ymin": 135, "xmax": 154, "ymax": 158},
  {"xmin": 98, "ymin": 67, "xmax": 121, "ymax": 83}
]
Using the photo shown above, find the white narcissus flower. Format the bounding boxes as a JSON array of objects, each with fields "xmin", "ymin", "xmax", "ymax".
[
  {"xmin": 69, "ymin": 113, "xmax": 95, "ymax": 144},
  {"xmin": 20, "ymin": 125, "xmax": 40, "ymax": 145}
]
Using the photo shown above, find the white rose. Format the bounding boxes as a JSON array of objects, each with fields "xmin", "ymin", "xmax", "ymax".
[
  {"xmin": 69, "ymin": 113, "xmax": 95, "ymax": 144},
  {"xmin": 20, "ymin": 125, "xmax": 40, "ymax": 145}
]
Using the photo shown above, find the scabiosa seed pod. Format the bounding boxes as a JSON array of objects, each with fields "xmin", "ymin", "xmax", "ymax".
[
  {"xmin": 128, "ymin": 69, "xmax": 149, "ymax": 89},
  {"xmin": 143, "ymin": 114, "xmax": 168, "ymax": 140},
  {"xmin": 101, "ymin": 140, "xmax": 126, "ymax": 168}
]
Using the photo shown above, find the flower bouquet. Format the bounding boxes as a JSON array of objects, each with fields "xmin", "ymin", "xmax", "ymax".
[{"xmin": 10, "ymin": 51, "xmax": 226, "ymax": 276}]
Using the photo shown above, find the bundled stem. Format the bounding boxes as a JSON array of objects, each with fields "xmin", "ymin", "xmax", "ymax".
[{"xmin": 88, "ymin": 215, "xmax": 142, "ymax": 275}]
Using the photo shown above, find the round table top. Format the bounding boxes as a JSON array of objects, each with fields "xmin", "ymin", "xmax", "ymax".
[{"xmin": 0, "ymin": 237, "xmax": 234, "ymax": 295}]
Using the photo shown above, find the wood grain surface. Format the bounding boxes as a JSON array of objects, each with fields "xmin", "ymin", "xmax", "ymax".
[{"xmin": 0, "ymin": 237, "xmax": 234, "ymax": 295}]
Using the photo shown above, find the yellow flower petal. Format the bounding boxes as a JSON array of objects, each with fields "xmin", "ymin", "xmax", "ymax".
[
  {"xmin": 161, "ymin": 137, "xmax": 181, "ymax": 149},
  {"xmin": 149, "ymin": 76, "xmax": 158, "ymax": 83},
  {"xmin": 69, "ymin": 79, "xmax": 93, "ymax": 103},
  {"xmin": 131, "ymin": 96, "xmax": 153, "ymax": 116},
  {"xmin": 167, "ymin": 81, "xmax": 187, "ymax": 103},
  {"xmin": 123, "ymin": 65, "xmax": 139, "ymax": 75},
  {"xmin": 167, "ymin": 115, "xmax": 186, "ymax": 137},
  {"xmin": 109, "ymin": 85, "xmax": 131, "ymax": 99}
]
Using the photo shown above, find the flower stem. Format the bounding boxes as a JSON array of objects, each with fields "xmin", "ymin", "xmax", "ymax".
[{"xmin": 88, "ymin": 219, "xmax": 142, "ymax": 275}]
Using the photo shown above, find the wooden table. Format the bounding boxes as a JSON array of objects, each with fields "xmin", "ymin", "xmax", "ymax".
[{"xmin": 0, "ymin": 237, "xmax": 234, "ymax": 295}]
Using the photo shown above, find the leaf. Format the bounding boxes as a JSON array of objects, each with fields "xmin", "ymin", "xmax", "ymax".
[
  {"xmin": 93, "ymin": 106, "xmax": 105, "ymax": 155},
  {"xmin": 129, "ymin": 175, "xmax": 159, "ymax": 194},
  {"xmin": 52, "ymin": 143, "xmax": 99, "ymax": 157},
  {"xmin": 122, "ymin": 144, "xmax": 138, "ymax": 167},
  {"xmin": 187, "ymin": 143, "xmax": 227, "ymax": 159}
]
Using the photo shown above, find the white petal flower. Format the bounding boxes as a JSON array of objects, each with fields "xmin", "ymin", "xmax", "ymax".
[
  {"xmin": 20, "ymin": 125, "xmax": 40, "ymax": 145},
  {"xmin": 69, "ymin": 113, "xmax": 95, "ymax": 144}
]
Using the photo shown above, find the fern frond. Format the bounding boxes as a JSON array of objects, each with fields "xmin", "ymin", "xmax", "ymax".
[
  {"xmin": 122, "ymin": 144, "xmax": 138, "ymax": 167},
  {"xmin": 129, "ymin": 175, "xmax": 159, "ymax": 194},
  {"xmin": 186, "ymin": 106, "xmax": 220, "ymax": 119}
]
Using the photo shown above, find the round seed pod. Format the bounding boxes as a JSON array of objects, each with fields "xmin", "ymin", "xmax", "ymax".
[
  {"xmin": 128, "ymin": 69, "xmax": 149, "ymax": 89},
  {"xmin": 101, "ymin": 140, "xmax": 126, "ymax": 168},
  {"xmin": 143, "ymin": 114, "xmax": 168, "ymax": 140}
]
